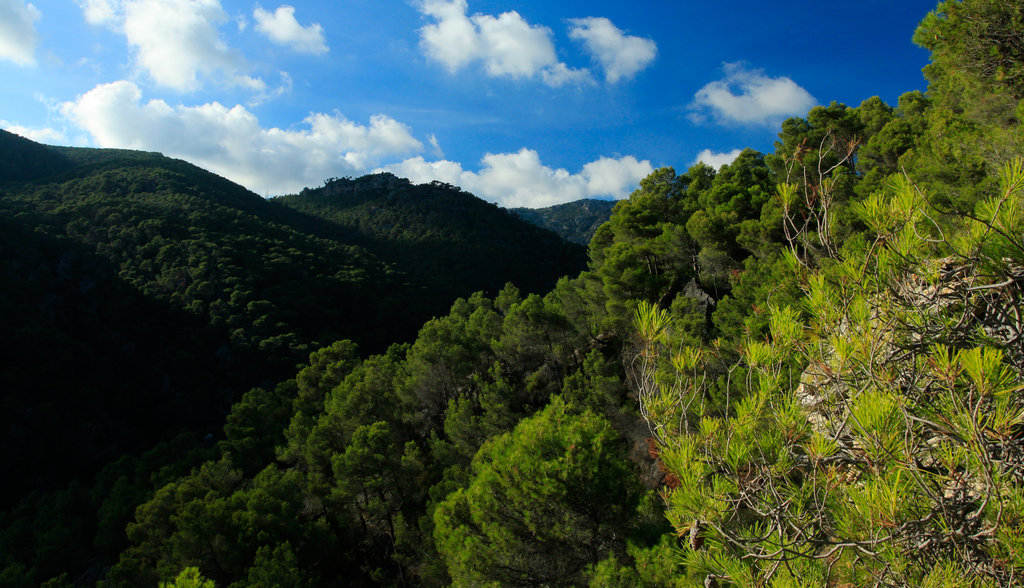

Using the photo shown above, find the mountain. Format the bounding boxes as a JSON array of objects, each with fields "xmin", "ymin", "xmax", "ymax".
[
  {"xmin": 6, "ymin": 3, "xmax": 1024, "ymax": 585},
  {"xmin": 0, "ymin": 129, "xmax": 74, "ymax": 182},
  {"xmin": 0, "ymin": 131, "xmax": 585, "ymax": 503},
  {"xmin": 510, "ymin": 198, "xmax": 617, "ymax": 245},
  {"xmin": 272, "ymin": 174, "xmax": 587, "ymax": 315}
]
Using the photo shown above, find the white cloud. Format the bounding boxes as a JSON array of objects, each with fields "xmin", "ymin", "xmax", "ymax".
[
  {"xmin": 1, "ymin": 122, "xmax": 66, "ymax": 144},
  {"xmin": 77, "ymin": 0, "xmax": 268, "ymax": 92},
  {"xmin": 693, "ymin": 148, "xmax": 743, "ymax": 169},
  {"xmin": 568, "ymin": 17, "xmax": 655, "ymax": 83},
  {"xmin": 125, "ymin": 0, "xmax": 259, "ymax": 91},
  {"xmin": 427, "ymin": 133, "xmax": 443, "ymax": 157},
  {"xmin": 77, "ymin": 0, "xmax": 120, "ymax": 25},
  {"xmin": 418, "ymin": 0, "xmax": 478, "ymax": 71},
  {"xmin": 253, "ymin": 5, "xmax": 327, "ymax": 55},
  {"xmin": 690, "ymin": 62, "xmax": 816, "ymax": 126},
  {"xmin": 540, "ymin": 62, "xmax": 592, "ymax": 87},
  {"xmin": 382, "ymin": 156, "xmax": 463, "ymax": 186},
  {"xmin": 581, "ymin": 155, "xmax": 653, "ymax": 196},
  {"xmin": 0, "ymin": 0, "xmax": 41, "ymax": 66},
  {"xmin": 60, "ymin": 80, "xmax": 423, "ymax": 195},
  {"xmin": 471, "ymin": 11, "xmax": 556, "ymax": 78},
  {"xmin": 379, "ymin": 149, "xmax": 652, "ymax": 208},
  {"xmin": 418, "ymin": 0, "xmax": 590, "ymax": 87}
]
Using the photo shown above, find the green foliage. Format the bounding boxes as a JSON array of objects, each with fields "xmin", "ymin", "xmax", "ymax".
[
  {"xmin": 855, "ymin": 92, "xmax": 930, "ymax": 197},
  {"xmin": 0, "ymin": 434, "xmax": 214, "ymax": 587},
  {"xmin": 587, "ymin": 534, "xmax": 688, "ymax": 588},
  {"xmin": 904, "ymin": 0, "xmax": 1024, "ymax": 210},
  {"xmin": 587, "ymin": 166, "xmax": 696, "ymax": 324},
  {"xmin": 635, "ymin": 160, "xmax": 1024, "ymax": 585},
  {"xmin": 94, "ymin": 274, "xmax": 649, "ymax": 587},
  {"xmin": 159, "ymin": 567, "xmax": 215, "ymax": 588},
  {"xmin": 0, "ymin": 145, "xmax": 584, "ymax": 506},
  {"xmin": 0, "ymin": 130, "xmax": 73, "ymax": 181},
  {"xmin": 511, "ymin": 198, "xmax": 617, "ymax": 245},
  {"xmin": 221, "ymin": 383, "xmax": 296, "ymax": 475},
  {"xmin": 243, "ymin": 543, "xmax": 311, "ymax": 588},
  {"xmin": 434, "ymin": 398, "xmax": 644, "ymax": 587},
  {"xmin": 587, "ymin": 153, "xmax": 778, "ymax": 336},
  {"xmin": 916, "ymin": 0, "xmax": 1024, "ymax": 119},
  {"xmin": 274, "ymin": 173, "xmax": 587, "ymax": 323},
  {"xmin": 0, "ymin": 140, "xmax": 591, "ymax": 586},
  {"xmin": 8, "ymin": 3, "xmax": 1024, "ymax": 586},
  {"xmin": 0, "ymin": 145, "xmax": 396, "ymax": 504}
]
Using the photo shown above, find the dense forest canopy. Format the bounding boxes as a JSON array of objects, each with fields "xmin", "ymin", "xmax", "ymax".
[
  {"xmin": 271, "ymin": 173, "xmax": 586, "ymax": 316},
  {"xmin": 0, "ymin": 136, "xmax": 583, "ymax": 564},
  {"xmin": 1, "ymin": 0, "xmax": 1023, "ymax": 586}
]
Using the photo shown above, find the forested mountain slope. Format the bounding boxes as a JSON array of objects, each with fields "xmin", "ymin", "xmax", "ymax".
[
  {"xmin": 2, "ymin": 0, "xmax": 1023, "ymax": 586},
  {"xmin": 0, "ymin": 134, "xmax": 584, "ymax": 507},
  {"xmin": 273, "ymin": 174, "xmax": 586, "ymax": 314},
  {"xmin": 509, "ymin": 198, "xmax": 616, "ymax": 245}
]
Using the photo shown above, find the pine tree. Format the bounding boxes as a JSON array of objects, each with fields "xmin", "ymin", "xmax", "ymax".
[{"xmin": 633, "ymin": 159, "xmax": 1024, "ymax": 585}]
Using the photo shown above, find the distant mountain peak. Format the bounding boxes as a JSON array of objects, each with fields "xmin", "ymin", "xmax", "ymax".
[{"xmin": 510, "ymin": 198, "xmax": 617, "ymax": 245}]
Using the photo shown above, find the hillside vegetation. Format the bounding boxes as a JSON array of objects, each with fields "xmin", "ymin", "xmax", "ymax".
[
  {"xmin": 2, "ymin": 0, "xmax": 1023, "ymax": 586},
  {"xmin": 0, "ymin": 135, "xmax": 584, "ymax": 568},
  {"xmin": 273, "ymin": 173, "xmax": 585, "ymax": 320},
  {"xmin": 510, "ymin": 198, "xmax": 616, "ymax": 245}
]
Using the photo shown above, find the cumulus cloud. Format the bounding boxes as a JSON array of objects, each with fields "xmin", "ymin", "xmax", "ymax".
[
  {"xmin": 568, "ymin": 17, "xmax": 655, "ymax": 83},
  {"xmin": 693, "ymin": 148, "xmax": 743, "ymax": 169},
  {"xmin": 1, "ymin": 122, "xmax": 66, "ymax": 144},
  {"xmin": 60, "ymin": 80, "xmax": 423, "ymax": 194},
  {"xmin": 0, "ymin": 0, "xmax": 41, "ymax": 66},
  {"xmin": 77, "ymin": 0, "xmax": 267, "ymax": 92},
  {"xmin": 253, "ymin": 5, "xmax": 327, "ymax": 55},
  {"xmin": 126, "ymin": 0, "xmax": 262, "ymax": 91},
  {"xmin": 690, "ymin": 62, "xmax": 816, "ymax": 126},
  {"xmin": 77, "ymin": 0, "xmax": 120, "ymax": 25},
  {"xmin": 379, "ymin": 149, "xmax": 652, "ymax": 208},
  {"xmin": 418, "ymin": 0, "xmax": 590, "ymax": 86},
  {"xmin": 580, "ymin": 155, "xmax": 653, "ymax": 196}
]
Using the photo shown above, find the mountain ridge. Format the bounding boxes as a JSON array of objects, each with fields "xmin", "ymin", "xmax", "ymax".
[
  {"xmin": 272, "ymin": 173, "xmax": 587, "ymax": 304},
  {"xmin": 510, "ymin": 197, "xmax": 617, "ymax": 245},
  {"xmin": 0, "ymin": 130, "xmax": 586, "ymax": 504}
]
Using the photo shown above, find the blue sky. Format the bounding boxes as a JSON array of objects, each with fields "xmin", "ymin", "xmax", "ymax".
[{"xmin": 2, "ymin": 0, "xmax": 939, "ymax": 207}]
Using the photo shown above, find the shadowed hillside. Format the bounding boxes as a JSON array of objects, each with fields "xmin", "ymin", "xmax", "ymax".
[{"xmin": 0, "ymin": 133, "xmax": 585, "ymax": 504}]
